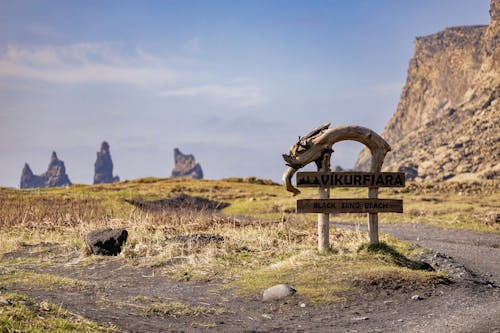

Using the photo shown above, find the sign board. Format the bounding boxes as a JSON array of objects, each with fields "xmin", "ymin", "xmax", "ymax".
[
  {"xmin": 296, "ymin": 172, "xmax": 405, "ymax": 188},
  {"xmin": 297, "ymin": 199, "xmax": 403, "ymax": 214}
]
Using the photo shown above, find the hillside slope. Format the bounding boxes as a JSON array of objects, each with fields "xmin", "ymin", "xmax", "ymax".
[{"xmin": 356, "ymin": 0, "xmax": 499, "ymax": 181}]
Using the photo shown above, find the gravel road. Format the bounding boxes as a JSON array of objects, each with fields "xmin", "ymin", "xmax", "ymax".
[{"xmin": 334, "ymin": 221, "xmax": 500, "ymax": 332}]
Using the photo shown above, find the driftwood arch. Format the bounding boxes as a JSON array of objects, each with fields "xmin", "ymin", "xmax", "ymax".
[
  {"xmin": 282, "ymin": 125, "xmax": 391, "ymax": 195},
  {"xmin": 282, "ymin": 124, "xmax": 392, "ymax": 249}
]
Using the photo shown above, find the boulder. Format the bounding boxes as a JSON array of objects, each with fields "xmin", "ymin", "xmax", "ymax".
[
  {"xmin": 94, "ymin": 141, "xmax": 120, "ymax": 184},
  {"xmin": 171, "ymin": 148, "xmax": 203, "ymax": 179},
  {"xmin": 20, "ymin": 151, "xmax": 72, "ymax": 189},
  {"xmin": 262, "ymin": 284, "xmax": 296, "ymax": 302},
  {"xmin": 85, "ymin": 228, "xmax": 128, "ymax": 256}
]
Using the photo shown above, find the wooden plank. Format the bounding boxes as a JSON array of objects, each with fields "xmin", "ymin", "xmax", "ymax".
[
  {"xmin": 296, "ymin": 172, "xmax": 405, "ymax": 188},
  {"xmin": 297, "ymin": 199, "xmax": 403, "ymax": 214}
]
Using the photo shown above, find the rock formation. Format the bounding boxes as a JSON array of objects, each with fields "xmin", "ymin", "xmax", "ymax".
[
  {"xmin": 356, "ymin": 0, "xmax": 499, "ymax": 181},
  {"xmin": 85, "ymin": 228, "xmax": 128, "ymax": 256},
  {"xmin": 20, "ymin": 151, "xmax": 72, "ymax": 189},
  {"xmin": 94, "ymin": 141, "xmax": 119, "ymax": 184},
  {"xmin": 171, "ymin": 148, "xmax": 203, "ymax": 179}
]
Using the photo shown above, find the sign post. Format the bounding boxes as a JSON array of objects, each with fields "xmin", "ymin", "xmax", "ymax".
[
  {"xmin": 317, "ymin": 153, "xmax": 331, "ymax": 252},
  {"xmin": 296, "ymin": 171, "xmax": 405, "ymax": 245},
  {"xmin": 282, "ymin": 124, "xmax": 403, "ymax": 249}
]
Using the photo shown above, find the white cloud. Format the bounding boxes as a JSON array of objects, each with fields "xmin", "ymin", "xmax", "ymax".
[
  {"xmin": 0, "ymin": 43, "xmax": 178, "ymax": 85},
  {"xmin": 159, "ymin": 84, "xmax": 268, "ymax": 108},
  {"xmin": 0, "ymin": 42, "xmax": 268, "ymax": 107}
]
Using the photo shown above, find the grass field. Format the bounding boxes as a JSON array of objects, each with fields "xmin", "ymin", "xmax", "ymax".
[{"xmin": 0, "ymin": 177, "xmax": 497, "ymax": 330}]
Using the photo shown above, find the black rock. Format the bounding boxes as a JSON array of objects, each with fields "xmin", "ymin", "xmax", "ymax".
[
  {"xmin": 171, "ymin": 148, "xmax": 203, "ymax": 179},
  {"xmin": 20, "ymin": 152, "xmax": 72, "ymax": 189},
  {"xmin": 85, "ymin": 228, "xmax": 128, "ymax": 256},
  {"xmin": 94, "ymin": 141, "xmax": 120, "ymax": 184},
  {"xmin": 124, "ymin": 193, "xmax": 229, "ymax": 211}
]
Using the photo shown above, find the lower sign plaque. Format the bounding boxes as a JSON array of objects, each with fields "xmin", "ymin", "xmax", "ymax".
[{"xmin": 297, "ymin": 199, "xmax": 403, "ymax": 214}]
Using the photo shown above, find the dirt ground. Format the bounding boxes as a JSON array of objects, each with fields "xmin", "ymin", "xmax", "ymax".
[{"xmin": 1, "ymin": 222, "xmax": 499, "ymax": 333}]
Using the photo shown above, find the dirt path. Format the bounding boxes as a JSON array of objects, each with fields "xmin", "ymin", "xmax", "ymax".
[
  {"xmin": 335, "ymin": 222, "xmax": 500, "ymax": 285},
  {"xmin": 380, "ymin": 223, "xmax": 500, "ymax": 285},
  {"xmin": 1, "ymin": 222, "xmax": 499, "ymax": 332},
  {"xmin": 334, "ymin": 222, "xmax": 500, "ymax": 332}
]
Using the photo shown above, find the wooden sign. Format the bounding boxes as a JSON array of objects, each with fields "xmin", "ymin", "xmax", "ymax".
[
  {"xmin": 297, "ymin": 199, "xmax": 403, "ymax": 214},
  {"xmin": 282, "ymin": 124, "xmax": 406, "ymax": 247},
  {"xmin": 296, "ymin": 172, "xmax": 405, "ymax": 188}
]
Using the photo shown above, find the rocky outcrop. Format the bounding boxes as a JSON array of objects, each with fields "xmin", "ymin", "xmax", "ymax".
[
  {"xmin": 85, "ymin": 228, "xmax": 128, "ymax": 256},
  {"xmin": 356, "ymin": 0, "xmax": 499, "ymax": 181},
  {"xmin": 20, "ymin": 152, "xmax": 72, "ymax": 189},
  {"xmin": 171, "ymin": 148, "xmax": 203, "ymax": 179},
  {"xmin": 94, "ymin": 141, "xmax": 119, "ymax": 184}
]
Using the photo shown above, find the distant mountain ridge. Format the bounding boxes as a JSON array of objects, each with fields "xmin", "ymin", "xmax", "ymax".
[{"xmin": 355, "ymin": 0, "xmax": 499, "ymax": 181}]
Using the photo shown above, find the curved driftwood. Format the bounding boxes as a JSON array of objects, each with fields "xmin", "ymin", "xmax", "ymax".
[{"xmin": 282, "ymin": 125, "xmax": 391, "ymax": 195}]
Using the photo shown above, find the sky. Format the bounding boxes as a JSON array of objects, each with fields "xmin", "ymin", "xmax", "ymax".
[{"xmin": 0, "ymin": 0, "xmax": 491, "ymax": 188}]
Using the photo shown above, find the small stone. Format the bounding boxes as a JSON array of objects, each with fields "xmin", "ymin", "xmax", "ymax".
[
  {"xmin": 411, "ymin": 295, "xmax": 423, "ymax": 300},
  {"xmin": 419, "ymin": 261, "xmax": 434, "ymax": 271},
  {"xmin": 300, "ymin": 303, "xmax": 306, "ymax": 308},
  {"xmin": 397, "ymin": 319, "xmax": 404, "ymax": 322},
  {"xmin": 383, "ymin": 300, "xmax": 394, "ymax": 305},
  {"xmin": 0, "ymin": 298, "xmax": 12, "ymax": 306},
  {"xmin": 262, "ymin": 284, "xmax": 296, "ymax": 302},
  {"xmin": 352, "ymin": 316, "xmax": 369, "ymax": 321},
  {"xmin": 262, "ymin": 314, "xmax": 272, "ymax": 319}
]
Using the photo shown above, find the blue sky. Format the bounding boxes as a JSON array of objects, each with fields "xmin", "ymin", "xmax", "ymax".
[{"xmin": 0, "ymin": 0, "xmax": 491, "ymax": 187}]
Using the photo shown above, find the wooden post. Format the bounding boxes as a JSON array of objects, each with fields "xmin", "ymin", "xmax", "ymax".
[
  {"xmin": 317, "ymin": 152, "xmax": 330, "ymax": 252},
  {"xmin": 368, "ymin": 187, "xmax": 379, "ymax": 245}
]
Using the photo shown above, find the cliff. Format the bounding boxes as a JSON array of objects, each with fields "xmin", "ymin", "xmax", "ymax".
[
  {"xmin": 355, "ymin": 0, "xmax": 499, "ymax": 181},
  {"xmin": 20, "ymin": 151, "xmax": 72, "ymax": 189}
]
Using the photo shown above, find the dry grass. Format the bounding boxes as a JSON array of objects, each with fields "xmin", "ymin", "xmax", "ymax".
[
  {"xmin": 97, "ymin": 295, "xmax": 224, "ymax": 318},
  {"xmin": 0, "ymin": 292, "xmax": 115, "ymax": 332},
  {"xmin": 0, "ymin": 177, "xmax": 495, "ymax": 306},
  {"xmin": 0, "ymin": 272, "xmax": 95, "ymax": 290}
]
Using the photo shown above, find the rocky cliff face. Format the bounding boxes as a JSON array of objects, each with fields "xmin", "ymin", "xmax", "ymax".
[
  {"xmin": 171, "ymin": 148, "xmax": 203, "ymax": 179},
  {"xmin": 94, "ymin": 141, "xmax": 120, "ymax": 184},
  {"xmin": 356, "ymin": 0, "xmax": 499, "ymax": 181},
  {"xmin": 20, "ymin": 152, "xmax": 72, "ymax": 189}
]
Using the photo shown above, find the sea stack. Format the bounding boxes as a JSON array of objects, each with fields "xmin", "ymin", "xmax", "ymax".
[
  {"xmin": 171, "ymin": 148, "xmax": 203, "ymax": 179},
  {"xmin": 94, "ymin": 141, "xmax": 120, "ymax": 184},
  {"xmin": 20, "ymin": 151, "xmax": 72, "ymax": 189}
]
